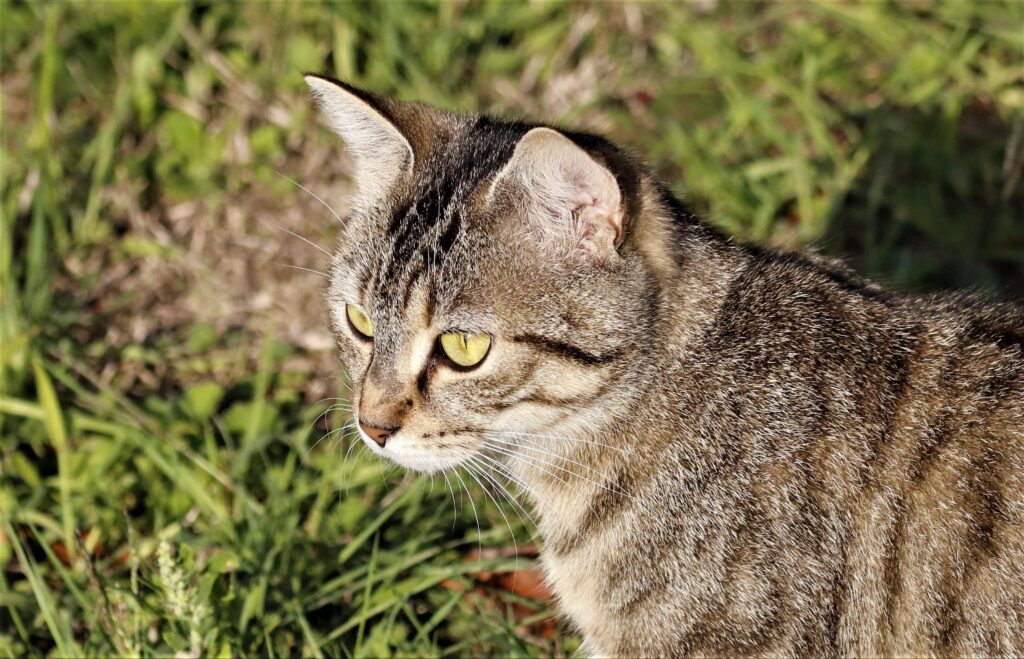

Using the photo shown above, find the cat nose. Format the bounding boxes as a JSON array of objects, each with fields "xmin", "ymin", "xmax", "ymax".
[{"xmin": 359, "ymin": 419, "xmax": 399, "ymax": 447}]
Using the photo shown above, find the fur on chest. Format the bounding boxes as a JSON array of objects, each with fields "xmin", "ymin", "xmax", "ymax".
[{"xmin": 541, "ymin": 535, "xmax": 619, "ymax": 651}]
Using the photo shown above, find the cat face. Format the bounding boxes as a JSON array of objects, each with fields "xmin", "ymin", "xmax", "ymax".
[{"xmin": 308, "ymin": 75, "xmax": 657, "ymax": 473}]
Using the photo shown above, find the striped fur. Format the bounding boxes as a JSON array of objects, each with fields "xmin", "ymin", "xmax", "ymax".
[{"xmin": 308, "ymin": 76, "xmax": 1024, "ymax": 657}]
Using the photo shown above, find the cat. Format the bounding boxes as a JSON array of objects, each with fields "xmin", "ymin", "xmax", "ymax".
[{"xmin": 304, "ymin": 73, "xmax": 1024, "ymax": 657}]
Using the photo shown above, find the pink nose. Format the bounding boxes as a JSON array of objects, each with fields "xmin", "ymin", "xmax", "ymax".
[{"xmin": 359, "ymin": 419, "xmax": 397, "ymax": 447}]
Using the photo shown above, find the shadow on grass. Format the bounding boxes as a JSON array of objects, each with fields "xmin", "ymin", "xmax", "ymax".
[{"xmin": 825, "ymin": 102, "xmax": 1024, "ymax": 298}]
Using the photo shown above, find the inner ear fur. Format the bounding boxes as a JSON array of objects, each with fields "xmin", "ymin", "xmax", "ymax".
[{"xmin": 490, "ymin": 126, "xmax": 642, "ymax": 261}]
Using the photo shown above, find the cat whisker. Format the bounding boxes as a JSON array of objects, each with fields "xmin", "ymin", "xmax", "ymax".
[
  {"xmin": 303, "ymin": 407, "xmax": 352, "ymax": 452},
  {"xmin": 279, "ymin": 263, "xmax": 330, "ymax": 279},
  {"xmin": 276, "ymin": 171, "xmax": 345, "ymax": 225},
  {"xmin": 480, "ymin": 441, "xmax": 574, "ymax": 489},
  {"xmin": 309, "ymin": 402, "xmax": 352, "ymax": 434},
  {"xmin": 488, "ymin": 434, "xmax": 626, "ymax": 486},
  {"xmin": 343, "ymin": 442, "xmax": 368, "ymax": 488},
  {"xmin": 476, "ymin": 458, "xmax": 541, "ymax": 567},
  {"xmin": 312, "ymin": 377, "xmax": 353, "ymax": 406},
  {"xmin": 442, "ymin": 471, "xmax": 458, "ymax": 531},
  {"xmin": 377, "ymin": 460, "xmax": 394, "ymax": 493},
  {"xmin": 328, "ymin": 429, "xmax": 351, "ymax": 461},
  {"xmin": 482, "ymin": 453, "xmax": 536, "ymax": 494},
  {"xmin": 322, "ymin": 403, "xmax": 352, "ymax": 415},
  {"xmin": 484, "ymin": 429, "xmax": 627, "ymax": 453},
  {"xmin": 267, "ymin": 221, "xmax": 333, "ymax": 258},
  {"xmin": 482, "ymin": 436, "xmax": 631, "ymax": 493},
  {"xmin": 308, "ymin": 428, "xmax": 338, "ymax": 462},
  {"xmin": 467, "ymin": 454, "xmax": 539, "ymax": 530},
  {"xmin": 481, "ymin": 439, "xmax": 633, "ymax": 500},
  {"xmin": 474, "ymin": 454, "xmax": 555, "ymax": 542},
  {"xmin": 306, "ymin": 428, "xmax": 335, "ymax": 458},
  {"xmin": 478, "ymin": 455, "xmax": 539, "ymax": 506},
  {"xmin": 464, "ymin": 459, "xmax": 519, "ymax": 574},
  {"xmin": 478, "ymin": 453, "xmax": 595, "ymax": 550},
  {"xmin": 312, "ymin": 397, "xmax": 352, "ymax": 405},
  {"xmin": 316, "ymin": 375, "xmax": 353, "ymax": 394},
  {"xmin": 453, "ymin": 468, "xmax": 483, "ymax": 553},
  {"xmin": 330, "ymin": 424, "xmax": 351, "ymax": 449},
  {"xmin": 466, "ymin": 455, "xmax": 533, "ymax": 526},
  {"xmin": 333, "ymin": 437, "xmax": 358, "ymax": 489},
  {"xmin": 310, "ymin": 419, "xmax": 357, "ymax": 480}
]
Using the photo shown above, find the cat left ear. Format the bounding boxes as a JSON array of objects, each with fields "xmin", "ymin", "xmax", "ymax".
[
  {"xmin": 304, "ymin": 74, "xmax": 415, "ymax": 209},
  {"xmin": 490, "ymin": 127, "xmax": 624, "ymax": 261}
]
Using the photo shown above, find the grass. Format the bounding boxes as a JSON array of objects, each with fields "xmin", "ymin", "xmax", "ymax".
[{"xmin": 2, "ymin": 1, "xmax": 1022, "ymax": 656}]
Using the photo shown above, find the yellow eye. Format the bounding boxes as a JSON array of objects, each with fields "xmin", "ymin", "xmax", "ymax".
[
  {"xmin": 439, "ymin": 332, "xmax": 491, "ymax": 368},
  {"xmin": 346, "ymin": 304, "xmax": 374, "ymax": 338}
]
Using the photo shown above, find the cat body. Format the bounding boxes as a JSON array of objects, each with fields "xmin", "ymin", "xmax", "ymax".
[
  {"xmin": 304, "ymin": 74, "xmax": 1024, "ymax": 657},
  {"xmin": 526, "ymin": 244, "xmax": 1024, "ymax": 656}
]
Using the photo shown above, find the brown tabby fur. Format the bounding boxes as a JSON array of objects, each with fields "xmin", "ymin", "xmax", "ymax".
[{"xmin": 305, "ymin": 75, "xmax": 1024, "ymax": 657}]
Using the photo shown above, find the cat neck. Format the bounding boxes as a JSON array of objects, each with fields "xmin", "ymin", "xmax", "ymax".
[{"xmin": 507, "ymin": 185, "xmax": 749, "ymax": 547}]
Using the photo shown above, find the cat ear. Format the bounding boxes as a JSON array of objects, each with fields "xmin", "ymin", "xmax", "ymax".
[
  {"xmin": 305, "ymin": 74, "xmax": 415, "ymax": 208},
  {"xmin": 491, "ymin": 127, "xmax": 624, "ymax": 261}
]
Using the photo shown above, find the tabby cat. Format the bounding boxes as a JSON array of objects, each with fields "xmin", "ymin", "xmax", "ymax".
[{"xmin": 304, "ymin": 74, "xmax": 1024, "ymax": 657}]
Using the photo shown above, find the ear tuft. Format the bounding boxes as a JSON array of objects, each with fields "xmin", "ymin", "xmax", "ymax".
[
  {"xmin": 305, "ymin": 74, "xmax": 414, "ymax": 209},
  {"xmin": 491, "ymin": 127, "xmax": 623, "ymax": 261}
]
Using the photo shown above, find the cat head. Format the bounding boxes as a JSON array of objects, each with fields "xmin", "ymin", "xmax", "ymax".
[{"xmin": 306, "ymin": 74, "xmax": 667, "ymax": 473}]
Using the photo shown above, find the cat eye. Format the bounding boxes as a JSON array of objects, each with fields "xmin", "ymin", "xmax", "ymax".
[
  {"xmin": 346, "ymin": 304, "xmax": 374, "ymax": 339},
  {"xmin": 438, "ymin": 331, "xmax": 491, "ymax": 368}
]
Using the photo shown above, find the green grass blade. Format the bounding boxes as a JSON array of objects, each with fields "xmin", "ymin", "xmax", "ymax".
[
  {"xmin": 31, "ymin": 357, "xmax": 73, "ymax": 555},
  {"xmin": 3, "ymin": 520, "xmax": 79, "ymax": 657}
]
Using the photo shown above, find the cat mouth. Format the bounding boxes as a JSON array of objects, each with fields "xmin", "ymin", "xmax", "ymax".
[{"xmin": 357, "ymin": 426, "xmax": 485, "ymax": 474}]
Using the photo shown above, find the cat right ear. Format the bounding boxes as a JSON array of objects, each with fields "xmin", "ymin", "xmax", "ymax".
[
  {"xmin": 304, "ymin": 74, "xmax": 415, "ymax": 208},
  {"xmin": 489, "ymin": 127, "xmax": 625, "ymax": 262}
]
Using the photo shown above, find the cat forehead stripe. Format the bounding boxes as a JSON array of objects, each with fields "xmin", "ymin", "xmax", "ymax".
[{"xmin": 374, "ymin": 121, "xmax": 526, "ymax": 309}]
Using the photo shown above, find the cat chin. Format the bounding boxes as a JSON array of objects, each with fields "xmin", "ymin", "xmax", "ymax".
[{"xmin": 386, "ymin": 452, "xmax": 471, "ymax": 474}]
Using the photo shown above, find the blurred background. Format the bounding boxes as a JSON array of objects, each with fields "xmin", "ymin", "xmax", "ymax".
[{"xmin": 2, "ymin": 1, "xmax": 1022, "ymax": 656}]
